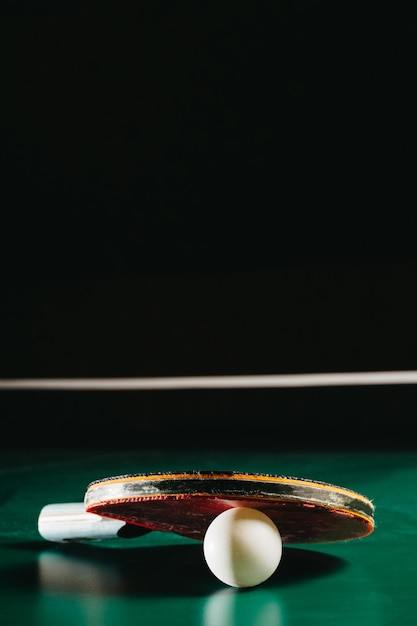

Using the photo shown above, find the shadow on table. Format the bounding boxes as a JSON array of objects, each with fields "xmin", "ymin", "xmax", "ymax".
[{"xmin": 5, "ymin": 541, "xmax": 346, "ymax": 597}]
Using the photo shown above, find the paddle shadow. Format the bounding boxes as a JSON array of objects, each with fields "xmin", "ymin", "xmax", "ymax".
[{"xmin": 4, "ymin": 541, "xmax": 346, "ymax": 597}]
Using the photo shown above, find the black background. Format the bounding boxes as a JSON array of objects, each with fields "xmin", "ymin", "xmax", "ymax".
[{"xmin": 1, "ymin": 0, "xmax": 417, "ymax": 450}]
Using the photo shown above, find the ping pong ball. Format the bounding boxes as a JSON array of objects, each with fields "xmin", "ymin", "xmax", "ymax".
[{"xmin": 203, "ymin": 507, "xmax": 282, "ymax": 588}]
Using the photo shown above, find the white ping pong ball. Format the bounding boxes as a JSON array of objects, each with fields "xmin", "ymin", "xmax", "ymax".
[{"xmin": 203, "ymin": 507, "xmax": 282, "ymax": 588}]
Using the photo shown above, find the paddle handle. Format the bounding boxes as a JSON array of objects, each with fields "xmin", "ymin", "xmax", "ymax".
[{"xmin": 38, "ymin": 502, "xmax": 149, "ymax": 542}]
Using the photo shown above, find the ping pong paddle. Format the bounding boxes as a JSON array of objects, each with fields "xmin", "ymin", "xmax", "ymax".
[{"xmin": 39, "ymin": 471, "xmax": 375, "ymax": 545}]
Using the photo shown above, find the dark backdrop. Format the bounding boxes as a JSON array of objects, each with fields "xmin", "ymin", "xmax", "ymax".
[{"xmin": 1, "ymin": 0, "xmax": 417, "ymax": 450}]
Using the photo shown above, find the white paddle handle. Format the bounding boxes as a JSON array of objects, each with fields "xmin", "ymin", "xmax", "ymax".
[{"xmin": 38, "ymin": 503, "xmax": 127, "ymax": 542}]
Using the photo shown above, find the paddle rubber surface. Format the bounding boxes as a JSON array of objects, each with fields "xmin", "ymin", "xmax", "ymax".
[{"xmin": 85, "ymin": 471, "xmax": 375, "ymax": 543}]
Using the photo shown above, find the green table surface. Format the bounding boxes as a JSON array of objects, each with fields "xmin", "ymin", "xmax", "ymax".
[{"xmin": 1, "ymin": 448, "xmax": 415, "ymax": 625}]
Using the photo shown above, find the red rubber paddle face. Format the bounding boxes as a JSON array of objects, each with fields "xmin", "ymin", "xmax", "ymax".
[{"xmin": 84, "ymin": 471, "xmax": 375, "ymax": 544}]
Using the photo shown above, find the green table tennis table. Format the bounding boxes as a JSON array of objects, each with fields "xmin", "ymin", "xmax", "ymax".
[{"xmin": 1, "ymin": 447, "xmax": 415, "ymax": 625}]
